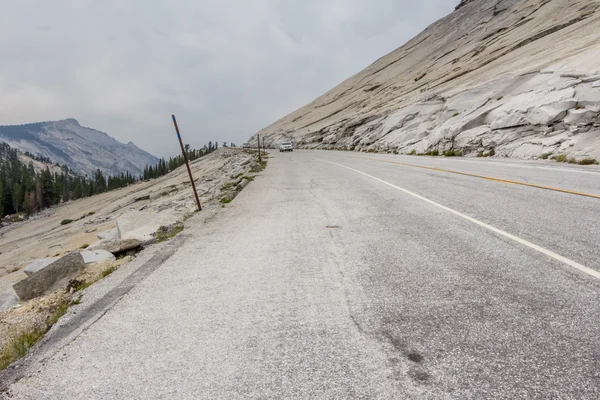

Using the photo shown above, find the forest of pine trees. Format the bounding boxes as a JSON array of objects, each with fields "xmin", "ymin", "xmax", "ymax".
[{"xmin": 0, "ymin": 141, "xmax": 236, "ymax": 219}]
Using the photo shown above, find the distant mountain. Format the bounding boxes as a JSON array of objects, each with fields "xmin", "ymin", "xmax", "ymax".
[{"xmin": 0, "ymin": 119, "xmax": 159, "ymax": 177}]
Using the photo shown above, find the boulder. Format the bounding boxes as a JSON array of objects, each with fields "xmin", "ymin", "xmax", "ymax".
[
  {"xmin": 97, "ymin": 228, "xmax": 118, "ymax": 241},
  {"xmin": 80, "ymin": 249, "xmax": 116, "ymax": 264},
  {"xmin": 99, "ymin": 239, "xmax": 143, "ymax": 255},
  {"xmin": 0, "ymin": 290, "xmax": 19, "ymax": 312},
  {"xmin": 13, "ymin": 251, "xmax": 86, "ymax": 301},
  {"xmin": 116, "ymin": 210, "xmax": 182, "ymax": 242},
  {"xmin": 86, "ymin": 240, "xmax": 106, "ymax": 251},
  {"xmin": 237, "ymin": 178, "xmax": 251, "ymax": 190},
  {"xmin": 23, "ymin": 257, "xmax": 59, "ymax": 276}
]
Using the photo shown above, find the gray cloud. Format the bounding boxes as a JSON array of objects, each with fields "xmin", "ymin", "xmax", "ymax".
[{"xmin": 0, "ymin": 0, "xmax": 456, "ymax": 157}]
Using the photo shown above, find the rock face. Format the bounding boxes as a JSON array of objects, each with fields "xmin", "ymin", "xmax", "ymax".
[
  {"xmin": 13, "ymin": 251, "xmax": 85, "ymax": 301},
  {"xmin": 0, "ymin": 118, "xmax": 159, "ymax": 177},
  {"xmin": 251, "ymin": 0, "xmax": 600, "ymax": 160}
]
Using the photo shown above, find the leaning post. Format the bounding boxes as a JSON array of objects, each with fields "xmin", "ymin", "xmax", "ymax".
[
  {"xmin": 257, "ymin": 134, "xmax": 262, "ymax": 164},
  {"xmin": 171, "ymin": 114, "xmax": 202, "ymax": 212}
]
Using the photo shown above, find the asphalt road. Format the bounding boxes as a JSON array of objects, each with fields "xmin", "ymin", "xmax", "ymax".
[{"xmin": 4, "ymin": 150, "xmax": 600, "ymax": 399}]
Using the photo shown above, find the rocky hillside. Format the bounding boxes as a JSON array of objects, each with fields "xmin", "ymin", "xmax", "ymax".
[
  {"xmin": 0, "ymin": 119, "xmax": 159, "ymax": 177},
  {"xmin": 252, "ymin": 0, "xmax": 600, "ymax": 160}
]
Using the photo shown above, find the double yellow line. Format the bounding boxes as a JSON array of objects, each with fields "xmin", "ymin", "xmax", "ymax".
[{"xmin": 346, "ymin": 155, "xmax": 600, "ymax": 200}]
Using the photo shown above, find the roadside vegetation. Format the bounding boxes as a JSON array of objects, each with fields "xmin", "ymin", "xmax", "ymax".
[
  {"xmin": 0, "ymin": 256, "xmax": 132, "ymax": 371},
  {"xmin": 0, "ymin": 294, "xmax": 70, "ymax": 370},
  {"xmin": 550, "ymin": 153, "xmax": 599, "ymax": 165},
  {"xmin": 155, "ymin": 224, "xmax": 184, "ymax": 243}
]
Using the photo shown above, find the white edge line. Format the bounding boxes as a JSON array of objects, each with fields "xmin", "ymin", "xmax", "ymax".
[{"xmin": 321, "ymin": 159, "xmax": 600, "ymax": 280}]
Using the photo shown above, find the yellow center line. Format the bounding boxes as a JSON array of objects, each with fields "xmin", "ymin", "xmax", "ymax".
[{"xmin": 341, "ymin": 155, "xmax": 600, "ymax": 200}]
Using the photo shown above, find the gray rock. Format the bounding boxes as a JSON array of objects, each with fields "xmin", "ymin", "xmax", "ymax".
[
  {"xmin": 13, "ymin": 251, "xmax": 86, "ymax": 301},
  {"xmin": 23, "ymin": 257, "xmax": 59, "ymax": 276},
  {"xmin": 237, "ymin": 178, "xmax": 251, "ymax": 190},
  {"xmin": 86, "ymin": 240, "xmax": 106, "ymax": 251},
  {"xmin": 99, "ymin": 239, "xmax": 143, "ymax": 255},
  {"xmin": 80, "ymin": 249, "xmax": 116, "ymax": 264}
]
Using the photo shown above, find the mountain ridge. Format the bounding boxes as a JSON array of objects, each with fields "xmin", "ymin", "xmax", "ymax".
[{"xmin": 0, "ymin": 119, "xmax": 159, "ymax": 177}]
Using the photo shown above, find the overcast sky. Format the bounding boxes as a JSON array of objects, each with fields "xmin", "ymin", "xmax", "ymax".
[{"xmin": 0, "ymin": 0, "xmax": 456, "ymax": 157}]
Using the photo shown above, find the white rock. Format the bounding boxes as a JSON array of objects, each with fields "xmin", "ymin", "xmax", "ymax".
[
  {"xmin": 97, "ymin": 228, "xmax": 118, "ymax": 241},
  {"xmin": 80, "ymin": 249, "xmax": 116, "ymax": 264},
  {"xmin": 116, "ymin": 210, "xmax": 183, "ymax": 242},
  {"xmin": 23, "ymin": 257, "xmax": 60, "ymax": 276},
  {"xmin": 0, "ymin": 290, "xmax": 19, "ymax": 312},
  {"xmin": 564, "ymin": 108, "xmax": 598, "ymax": 125}
]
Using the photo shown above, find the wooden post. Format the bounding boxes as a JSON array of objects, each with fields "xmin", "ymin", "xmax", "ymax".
[
  {"xmin": 257, "ymin": 134, "xmax": 262, "ymax": 164},
  {"xmin": 171, "ymin": 115, "xmax": 202, "ymax": 211}
]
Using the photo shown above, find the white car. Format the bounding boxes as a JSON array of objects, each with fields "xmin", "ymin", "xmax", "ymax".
[{"xmin": 279, "ymin": 142, "xmax": 293, "ymax": 152}]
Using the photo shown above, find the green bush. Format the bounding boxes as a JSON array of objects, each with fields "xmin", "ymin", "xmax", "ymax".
[
  {"xmin": 577, "ymin": 158, "xmax": 599, "ymax": 165},
  {"xmin": 443, "ymin": 150, "xmax": 462, "ymax": 157},
  {"xmin": 60, "ymin": 219, "xmax": 73, "ymax": 225},
  {"xmin": 555, "ymin": 154, "xmax": 568, "ymax": 162},
  {"xmin": 101, "ymin": 266, "xmax": 118, "ymax": 277}
]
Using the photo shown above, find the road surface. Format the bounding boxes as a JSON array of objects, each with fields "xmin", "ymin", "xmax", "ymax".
[{"xmin": 4, "ymin": 150, "xmax": 600, "ymax": 399}]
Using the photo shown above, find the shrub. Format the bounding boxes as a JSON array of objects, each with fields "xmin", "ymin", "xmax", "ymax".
[
  {"xmin": 555, "ymin": 154, "xmax": 568, "ymax": 163},
  {"xmin": 220, "ymin": 182, "xmax": 235, "ymax": 191},
  {"xmin": 443, "ymin": 150, "xmax": 462, "ymax": 157},
  {"xmin": 540, "ymin": 152, "xmax": 552, "ymax": 160},
  {"xmin": 101, "ymin": 266, "xmax": 118, "ymax": 277},
  {"xmin": 156, "ymin": 224, "xmax": 184, "ymax": 243},
  {"xmin": 577, "ymin": 158, "xmax": 599, "ymax": 165},
  {"xmin": 60, "ymin": 219, "xmax": 73, "ymax": 225},
  {"xmin": 1, "ymin": 298, "xmax": 70, "ymax": 370}
]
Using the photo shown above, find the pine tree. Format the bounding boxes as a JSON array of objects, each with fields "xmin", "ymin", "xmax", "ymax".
[
  {"xmin": 12, "ymin": 183, "xmax": 22, "ymax": 213},
  {"xmin": 0, "ymin": 181, "xmax": 4, "ymax": 216},
  {"xmin": 23, "ymin": 191, "xmax": 31, "ymax": 215}
]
